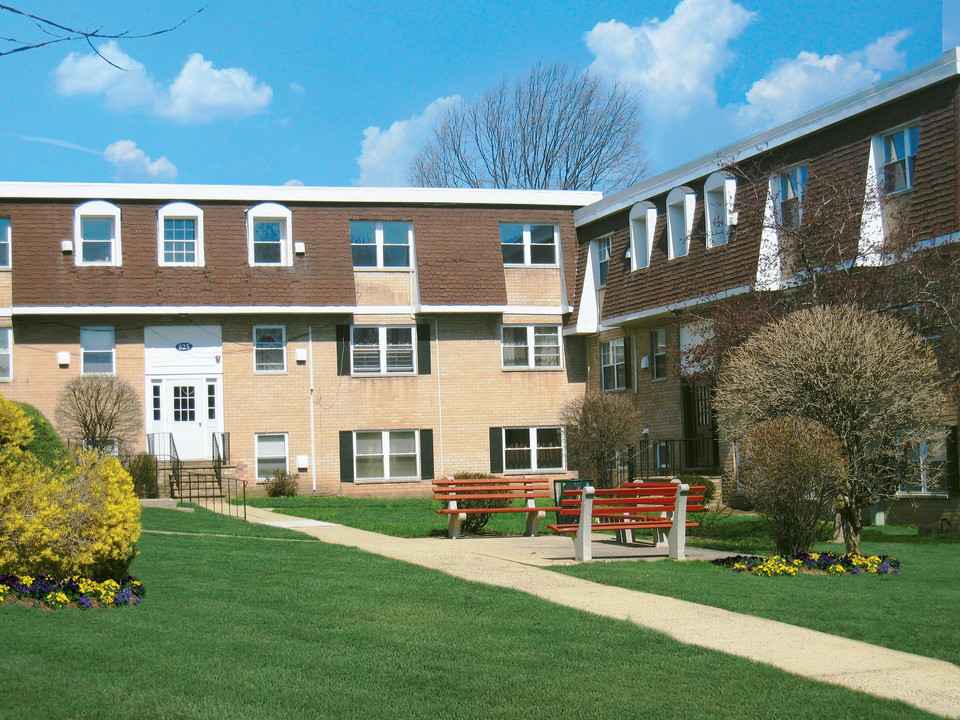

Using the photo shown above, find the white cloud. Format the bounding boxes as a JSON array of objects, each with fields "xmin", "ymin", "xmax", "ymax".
[
  {"xmin": 284, "ymin": 179, "xmax": 304, "ymax": 186},
  {"xmin": 738, "ymin": 30, "xmax": 911, "ymax": 123},
  {"xmin": 289, "ymin": 82, "xmax": 305, "ymax": 94},
  {"xmin": 355, "ymin": 95, "xmax": 461, "ymax": 186},
  {"xmin": 19, "ymin": 135, "xmax": 101, "ymax": 155},
  {"xmin": 585, "ymin": 0, "xmax": 754, "ymax": 118},
  {"xmin": 104, "ymin": 140, "xmax": 177, "ymax": 182},
  {"xmin": 54, "ymin": 42, "xmax": 272, "ymax": 124}
]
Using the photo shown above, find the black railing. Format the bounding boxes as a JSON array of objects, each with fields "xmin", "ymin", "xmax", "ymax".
[
  {"xmin": 146, "ymin": 432, "xmax": 183, "ymax": 499},
  {"xmin": 632, "ymin": 438, "xmax": 721, "ymax": 481},
  {"xmin": 178, "ymin": 471, "xmax": 247, "ymax": 520}
]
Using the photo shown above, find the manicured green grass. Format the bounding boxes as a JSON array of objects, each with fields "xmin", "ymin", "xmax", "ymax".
[
  {"xmin": 555, "ymin": 514, "xmax": 960, "ymax": 665},
  {"xmin": 247, "ymin": 494, "xmax": 563, "ymax": 538},
  {"xmin": 141, "ymin": 506, "xmax": 320, "ymax": 541},
  {"xmin": 0, "ymin": 508, "xmax": 937, "ymax": 719}
]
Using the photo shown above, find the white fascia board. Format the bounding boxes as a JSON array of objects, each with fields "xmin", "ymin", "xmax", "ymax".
[
  {"xmin": 593, "ymin": 284, "xmax": 753, "ymax": 328},
  {"xmin": 575, "ymin": 48, "xmax": 960, "ymax": 227},
  {"xmin": 0, "ymin": 182, "xmax": 601, "ymax": 208},
  {"xmin": 13, "ymin": 304, "xmax": 573, "ymax": 316}
]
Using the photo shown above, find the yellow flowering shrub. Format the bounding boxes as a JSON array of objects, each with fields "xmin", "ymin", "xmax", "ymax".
[{"xmin": 0, "ymin": 395, "xmax": 34, "ymax": 449}]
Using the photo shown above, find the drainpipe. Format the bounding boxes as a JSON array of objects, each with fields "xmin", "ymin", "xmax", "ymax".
[{"xmin": 308, "ymin": 325, "xmax": 317, "ymax": 492}]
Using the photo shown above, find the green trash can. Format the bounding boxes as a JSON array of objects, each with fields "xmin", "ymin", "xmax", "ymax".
[{"xmin": 554, "ymin": 479, "xmax": 592, "ymax": 525}]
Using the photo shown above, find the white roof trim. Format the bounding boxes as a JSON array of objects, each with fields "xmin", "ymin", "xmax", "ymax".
[
  {"xmin": 575, "ymin": 48, "xmax": 960, "ymax": 226},
  {"xmin": 0, "ymin": 181, "xmax": 601, "ymax": 208},
  {"xmin": 13, "ymin": 304, "xmax": 572, "ymax": 316},
  {"xmin": 587, "ymin": 284, "xmax": 753, "ymax": 329}
]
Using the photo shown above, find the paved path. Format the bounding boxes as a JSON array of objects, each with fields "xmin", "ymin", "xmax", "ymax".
[{"xmin": 240, "ymin": 505, "xmax": 960, "ymax": 718}]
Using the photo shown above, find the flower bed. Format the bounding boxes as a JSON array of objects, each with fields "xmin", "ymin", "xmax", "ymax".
[
  {"xmin": 712, "ymin": 552, "xmax": 900, "ymax": 577},
  {"xmin": 0, "ymin": 572, "xmax": 145, "ymax": 610}
]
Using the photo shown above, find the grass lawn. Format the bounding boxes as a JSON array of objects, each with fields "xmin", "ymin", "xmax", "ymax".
[{"xmin": 0, "ymin": 508, "xmax": 940, "ymax": 720}]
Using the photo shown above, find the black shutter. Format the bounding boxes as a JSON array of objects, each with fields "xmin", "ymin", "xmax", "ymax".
[
  {"xmin": 336, "ymin": 325, "xmax": 350, "ymax": 376},
  {"xmin": 417, "ymin": 323, "xmax": 431, "ymax": 375},
  {"xmin": 489, "ymin": 427, "xmax": 503, "ymax": 474},
  {"xmin": 948, "ymin": 426, "xmax": 959, "ymax": 495},
  {"xmin": 420, "ymin": 429, "xmax": 434, "ymax": 479},
  {"xmin": 623, "ymin": 336, "xmax": 633, "ymax": 389},
  {"xmin": 339, "ymin": 431, "xmax": 354, "ymax": 483},
  {"xmin": 627, "ymin": 444, "xmax": 637, "ymax": 482}
]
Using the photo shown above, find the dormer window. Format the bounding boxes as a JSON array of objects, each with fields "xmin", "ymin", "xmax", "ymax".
[
  {"xmin": 595, "ymin": 235, "xmax": 612, "ymax": 287},
  {"xmin": 882, "ymin": 122, "xmax": 920, "ymax": 194},
  {"xmin": 775, "ymin": 165, "xmax": 807, "ymax": 228},
  {"xmin": 158, "ymin": 202, "xmax": 204, "ymax": 266},
  {"xmin": 704, "ymin": 172, "xmax": 736, "ymax": 248},
  {"xmin": 629, "ymin": 201, "xmax": 656, "ymax": 270},
  {"xmin": 666, "ymin": 186, "xmax": 696, "ymax": 259},
  {"xmin": 74, "ymin": 200, "xmax": 122, "ymax": 266},
  {"xmin": 247, "ymin": 203, "xmax": 293, "ymax": 266}
]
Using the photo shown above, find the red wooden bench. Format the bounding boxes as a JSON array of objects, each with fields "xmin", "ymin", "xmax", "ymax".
[
  {"xmin": 547, "ymin": 481, "xmax": 704, "ymax": 561},
  {"xmin": 433, "ymin": 477, "xmax": 558, "ymax": 539}
]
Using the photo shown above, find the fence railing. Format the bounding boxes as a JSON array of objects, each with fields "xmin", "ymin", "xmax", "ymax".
[
  {"xmin": 146, "ymin": 432, "xmax": 183, "ymax": 499},
  {"xmin": 177, "ymin": 471, "xmax": 247, "ymax": 520},
  {"xmin": 628, "ymin": 437, "xmax": 721, "ymax": 482}
]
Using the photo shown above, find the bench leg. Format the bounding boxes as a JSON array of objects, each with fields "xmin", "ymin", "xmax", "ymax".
[
  {"xmin": 573, "ymin": 486, "xmax": 594, "ymax": 561},
  {"xmin": 445, "ymin": 501, "xmax": 466, "ymax": 539},
  {"xmin": 668, "ymin": 483, "xmax": 690, "ymax": 560},
  {"xmin": 524, "ymin": 502, "xmax": 545, "ymax": 537},
  {"xmin": 652, "ymin": 528, "xmax": 667, "ymax": 548}
]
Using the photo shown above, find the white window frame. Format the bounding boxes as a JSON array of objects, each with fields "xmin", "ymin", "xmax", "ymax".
[
  {"xmin": 666, "ymin": 186, "xmax": 695, "ymax": 259},
  {"xmin": 600, "ymin": 338, "xmax": 626, "ymax": 391},
  {"xmin": 500, "ymin": 223, "xmax": 559, "ymax": 267},
  {"xmin": 80, "ymin": 326, "xmax": 115, "ymax": 375},
  {"xmin": 704, "ymin": 171, "xmax": 736, "ymax": 248},
  {"xmin": 353, "ymin": 429, "xmax": 420, "ymax": 482},
  {"xmin": 651, "ymin": 328, "xmax": 667, "ymax": 381},
  {"xmin": 502, "ymin": 426, "xmax": 565, "ymax": 473},
  {"xmin": 351, "ymin": 325, "xmax": 416, "ymax": 375},
  {"xmin": 158, "ymin": 202, "xmax": 204, "ymax": 267},
  {"xmin": 773, "ymin": 165, "xmax": 807, "ymax": 229},
  {"xmin": 0, "ymin": 217, "xmax": 10, "ymax": 269},
  {"xmin": 880, "ymin": 121, "xmax": 920, "ymax": 195},
  {"xmin": 255, "ymin": 432, "xmax": 289, "ymax": 481},
  {"xmin": 900, "ymin": 430, "xmax": 949, "ymax": 497},
  {"xmin": 253, "ymin": 325, "xmax": 286, "ymax": 373},
  {"xmin": 629, "ymin": 202, "xmax": 656, "ymax": 270},
  {"xmin": 74, "ymin": 200, "xmax": 122, "ymax": 267},
  {"xmin": 593, "ymin": 234, "xmax": 612, "ymax": 288},
  {"xmin": 350, "ymin": 220, "xmax": 414, "ymax": 270},
  {"xmin": 247, "ymin": 203, "xmax": 293, "ymax": 267},
  {"xmin": 500, "ymin": 325, "xmax": 562, "ymax": 370},
  {"xmin": 0, "ymin": 327, "xmax": 11, "ymax": 381}
]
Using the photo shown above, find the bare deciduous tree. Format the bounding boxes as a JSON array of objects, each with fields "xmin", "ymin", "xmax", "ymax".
[
  {"xmin": 55, "ymin": 375, "xmax": 142, "ymax": 453},
  {"xmin": 0, "ymin": 5, "xmax": 204, "ymax": 66},
  {"xmin": 716, "ymin": 306, "xmax": 944, "ymax": 554},
  {"xmin": 561, "ymin": 393, "xmax": 640, "ymax": 488},
  {"xmin": 409, "ymin": 62, "xmax": 647, "ymax": 192}
]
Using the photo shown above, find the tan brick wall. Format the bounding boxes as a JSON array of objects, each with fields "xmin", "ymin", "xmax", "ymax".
[
  {"xmin": 355, "ymin": 270, "xmax": 417, "ymax": 306},
  {"xmin": 504, "ymin": 267, "xmax": 565, "ymax": 306}
]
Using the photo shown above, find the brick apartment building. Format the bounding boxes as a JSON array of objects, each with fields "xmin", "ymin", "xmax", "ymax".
[
  {"xmin": 2, "ymin": 49, "xmax": 960, "ymax": 526},
  {"xmin": 569, "ymin": 48, "xmax": 960, "ymax": 527}
]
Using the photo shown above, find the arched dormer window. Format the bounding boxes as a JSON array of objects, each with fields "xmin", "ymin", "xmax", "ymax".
[
  {"xmin": 74, "ymin": 200, "xmax": 122, "ymax": 266},
  {"xmin": 247, "ymin": 203, "xmax": 293, "ymax": 266},
  {"xmin": 666, "ymin": 186, "xmax": 696, "ymax": 259},
  {"xmin": 628, "ymin": 201, "xmax": 656, "ymax": 270},
  {"xmin": 158, "ymin": 202, "xmax": 204, "ymax": 266},
  {"xmin": 704, "ymin": 171, "xmax": 737, "ymax": 248}
]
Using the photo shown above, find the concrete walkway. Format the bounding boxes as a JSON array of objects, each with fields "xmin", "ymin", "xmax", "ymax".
[{"xmin": 241, "ymin": 505, "xmax": 960, "ymax": 718}]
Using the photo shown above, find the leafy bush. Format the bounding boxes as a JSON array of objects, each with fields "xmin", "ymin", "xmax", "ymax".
[
  {"xmin": 124, "ymin": 453, "xmax": 158, "ymax": 498},
  {"xmin": 265, "ymin": 470, "xmax": 300, "ymax": 497},
  {"xmin": 738, "ymin": 416, "xmax": 843, "ymax": 556},
  {"xmin": 0, "ymin": 395, "xmax": 34, "ymax": 448},
  {"xmin": 15, "ymin": 402, "xmax": 69, "ymax": 469},
  {"xmin": 446, "ymin": 472, "xmax": 510, "ymax": 534}
]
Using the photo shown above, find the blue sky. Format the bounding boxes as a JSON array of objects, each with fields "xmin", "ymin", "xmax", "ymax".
[{"xmin": 0, "ymin": 0, "xmax": 951, "ymax": 189}]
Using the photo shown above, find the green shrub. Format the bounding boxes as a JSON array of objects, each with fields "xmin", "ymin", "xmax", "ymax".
[
  {"xmin": 265, "ymin": 470, "xmax": 300, "ymax": 497},
  {"xmin": 445, "ymin": 472, "xmax": 510, "ymax": 534},
  {"xmin": 15, "ymin": 402, "xmax": 69, "ymax": 469},
  {"xmin": 124, "ymin": 453, "xmax": 158, "ymax": 498},
  {"xmin": 676, "ymin": 473, "xmax": 715, "ymax": 506}
]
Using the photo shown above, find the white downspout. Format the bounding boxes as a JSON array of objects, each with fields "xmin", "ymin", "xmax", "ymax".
[{"xmin": 308, "ymin": 325, "xmax": 317, "ymax": 492}]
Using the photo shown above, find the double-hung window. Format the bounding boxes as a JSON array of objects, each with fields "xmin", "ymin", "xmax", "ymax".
[
  {"xmin": 247, "ymin": 203, "xmax": 293, "ymax": 266},
  {"xmin": 352, "ymin": 326, "xmax": 415, "ymax": 374},
  {"xmin": 0, "ymin": 327, "xmax": 11, "ymax": 380},
  {"xmin": 253, "ymin": 326, "xmax": 286, "ymax": 373},
  {"xmin": 502, "ymin": 427, "xmax": 564, "ymax": 472},
  {"xmin": 350, "ymin": 221, "xmax": 412, "ymax": 269},
  {"xmin": 80, "ymin": 327, "xmax": 115, "ymax": 374},
  {"xmin": 158, "ymin": 202, "xmax": 204, "ymax": 266},
  {"xmin": 0, "ymin": 218, "xmax": 10, "ymax": 268},
  {"xmin": 776, "ymin": 165, "xmax": 807, "ymax": 228},
  {"xmin": 500, "ymin": 223, "xmax": 558, "ymax": 266},
  {"xmin": 501, "ymin": 325, "xmax": 561, "ymax": 369},
  {"xmin": 354, "ymin": 430, "xmax": 419, "ymax": 481},
  {"xmin": 882, "ymin": 123, "xmax": 920, "ymax": 194},
  {"xmin": 594, "ymin": 235, "xmax": 612, "ymax": 287},
  {"xmin": 600, "ymin": 338, "xmax": 626, "ymax": 391},
  {"xmin": 74, "ymin": 200, "xmax": 121, "ymax": 266},
  {"xmin": 256, "ymin": 433, "xmax": 288, "ymax": 480},
  {"xmin": 651, "ymin": 329, "xmax": 667, "ymax": 381}
]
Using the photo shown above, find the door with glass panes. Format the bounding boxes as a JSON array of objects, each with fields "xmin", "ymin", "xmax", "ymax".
[{"xmin": 148, "ymin": 377, "xmax": 222, "ymax": 460}]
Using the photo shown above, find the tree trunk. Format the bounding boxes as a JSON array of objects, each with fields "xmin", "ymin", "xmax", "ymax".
[
  {"xmin": 839, "ymin": 503, "xmax": 862, "ymax": 555},
  {"xmin": 831, "ymin": 513, "xmax": 844, "ymax": 543}
]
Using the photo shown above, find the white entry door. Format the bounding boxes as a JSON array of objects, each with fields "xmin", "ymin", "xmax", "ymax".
[{"xmin": 148, "ymin": 377, "xmax": 223, "ymax": 460}]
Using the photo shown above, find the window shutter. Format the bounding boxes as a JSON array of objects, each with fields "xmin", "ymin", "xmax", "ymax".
[
  {"xmin": 336, "ymin": 325, "xmax": 350, "ymax": 376},
  {"xmin": 420, "ymin": 429, "xmax": 434, "ymax": 479},
  {"xmin": 623, "ymin": 336, "xmax": 633, "ymax": 389},
  {"xmin": 417, "ymin": 323, "xmax": 431, "ymax": 375},
  {"xmin": 339, "ymin": 431, "xmax": 354, "ymax": 483},
  {"xmin": 489, "ymin": 427, "xmax": 503, "ymax": 474},
  {"xmin": 948, "ymin": 426, "xmax": 959, "ymax": 495},
  {"xmin": 627, "ymin": 444, "xmax": 637, "ymax": 482}
]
